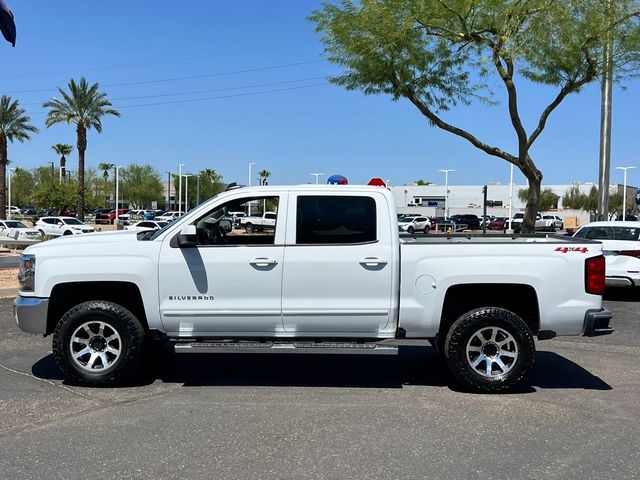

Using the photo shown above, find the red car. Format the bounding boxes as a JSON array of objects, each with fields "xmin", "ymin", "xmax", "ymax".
[
  {"xmin": 96, "ymin": 208, "xmax": 130, "ymax": 225},
  {"xmin": 488, "ymin": 217, "xmax": 508, "ymax": 231}
]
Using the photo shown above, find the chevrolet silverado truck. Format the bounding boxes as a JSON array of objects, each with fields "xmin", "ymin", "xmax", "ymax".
[{"xmin": 14, "ymin": 185, "xmax": 613, "ymax": 392}]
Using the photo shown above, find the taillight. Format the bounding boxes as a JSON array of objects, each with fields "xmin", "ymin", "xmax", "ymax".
[
  {"xmin": 585, "ymin": 255, "xmax": 606, "ymax": 295},
  {"xmin": 617, "ymin": 250, "xmax": 640, "ymax": 258}
]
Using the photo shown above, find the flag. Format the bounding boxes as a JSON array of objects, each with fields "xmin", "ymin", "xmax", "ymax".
[{"xmin": 0, "ymin": 0, "xmax": 16, "ymax": 47}]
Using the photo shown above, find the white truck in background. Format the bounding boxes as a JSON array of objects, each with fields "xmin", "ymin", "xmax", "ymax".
[
  {"xmin": 239, "ymin": 211, "xmax": 277, "ymax": 233},
  {"xmin": 15, "ymin": 185, "xmax": 612, "ymax": 393}
]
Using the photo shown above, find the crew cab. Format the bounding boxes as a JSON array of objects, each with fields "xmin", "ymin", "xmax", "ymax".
[
  {"xmin": 511, "ymin": 212, "xmax": 558, "ymax": 232},
  {"xmin": 14, "ymin": 185, "xmax": 613, "ymax": 393}
]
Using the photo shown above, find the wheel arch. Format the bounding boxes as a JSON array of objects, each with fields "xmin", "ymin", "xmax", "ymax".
[
  {"xmin": 438, "ymin": 283, "xmax": 540, "ymax": 341},
  {"xmin": 46, "ymin": 281, "xmax": 148, "ymax": 336}
]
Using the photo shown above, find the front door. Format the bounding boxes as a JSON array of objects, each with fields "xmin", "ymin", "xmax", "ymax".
[{"xmin": 158, "ymin": 193, "xmax": 286, "ymax": 336}]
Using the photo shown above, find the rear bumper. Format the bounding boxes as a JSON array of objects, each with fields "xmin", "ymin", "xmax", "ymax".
[
  {"xmin": 606, "ymin": 276, "xmax": 640, "ymax": 287},
  {"xmin": 14, "ymin": 296, "xmax": 49, "ymax": 335},
  {"xmin": 583, "ymin": 308, "xmax": 614, "ymax": 337}
]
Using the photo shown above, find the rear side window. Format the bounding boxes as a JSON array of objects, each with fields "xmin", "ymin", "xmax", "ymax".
[
  {"xmin": 612, "ymin": 227, "xmax": 640, "ymax": 241},
  {"xmin": 296, "ymin": 196, "xmax": 376, "ymax": 244},
  {"xmin": 583, "ymin": 227, "xmax": 614, "ymax": 239}
]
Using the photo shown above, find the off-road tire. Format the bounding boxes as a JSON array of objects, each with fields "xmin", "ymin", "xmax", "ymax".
[
  {"xmin": 53, "ymin": 301, "xmax": 146, "ymax": 386},
  {"xmin": 444, "ymin": 307, "xmax": 535, "ymax": 393}
]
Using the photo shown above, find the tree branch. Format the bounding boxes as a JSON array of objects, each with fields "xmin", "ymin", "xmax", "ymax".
[{"xmin": 393, "ymin": 77, "xmax": 518, "ymax": 165}]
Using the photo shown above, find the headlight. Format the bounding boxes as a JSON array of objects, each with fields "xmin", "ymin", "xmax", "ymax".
[{"xmin": 18, "ymin": 253, "xmax": 36, "ymax": 292}]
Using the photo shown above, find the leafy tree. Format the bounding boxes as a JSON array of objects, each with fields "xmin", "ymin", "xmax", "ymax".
[
  {"xmin": 33, "ymin": 165, "xmax": 78, "ymax": 210},
  {"xmin": 414, "ymin": 179, "xmax": 432, "ymax": 186},
  {"xmin": 0, "ymin": 95, "xmax": 38, "ymax": 218},
  {"xmin": 121, "ymin": 163, "xmax": 163, "ymax": 208},
  {"xmin": 9, "ymin": 167, "xmax": 37, "ymax": 207},
  {"xmin": 44, "ymin": 78, "xmax": 120, "ymax": 220},
  {"xmin": 518, "ymin": 188, "xmax": 559, "ymax": 211},
  {"xmin": 51, "ymin": 143, "xmax": 73, "ymax": 183},
  {"xmin": 310, "ymin": 0, "xmax": 640, "ymax": 232},
  {"xmin": 198, "ymin": 168, "xmax": 225, "ymax": 204},
  {"xmin": 562, "ymin": 185, "xmax": 598, "ymax": 212},
  {"xmin": 98, "ymin": 162, "xmax": 115, "ymax": 206}
]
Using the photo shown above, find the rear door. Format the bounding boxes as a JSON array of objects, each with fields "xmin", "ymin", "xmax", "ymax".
[{"xmin": 281, "ymin": 192, "xmax": 395, "ymax": 334}]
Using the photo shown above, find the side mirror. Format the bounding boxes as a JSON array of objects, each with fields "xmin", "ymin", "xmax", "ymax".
[
  {"xmin": 176, "ymin": 224, "xmax": 197, "ymax": 248},
  {"xmin": 220, "ymin": 219, "xmax": 232, "ymax": 233},
  {"xmin": 7, "ymin": 228, "xmax": 19, "ymax": 240}
]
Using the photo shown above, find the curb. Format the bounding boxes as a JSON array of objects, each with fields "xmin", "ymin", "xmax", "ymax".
[{"xmin": 0, "ymin": 287, "xmax": 18, "ymax": 298}]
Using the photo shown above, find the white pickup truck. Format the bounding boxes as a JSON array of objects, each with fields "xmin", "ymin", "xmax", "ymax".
[
  {"xmin": 239, "ymin": 211, "xmax": 277, "ymax": 233},
  {"xmin": 14, "ymin": 185, "xmax": 613, "ymax": 393}
]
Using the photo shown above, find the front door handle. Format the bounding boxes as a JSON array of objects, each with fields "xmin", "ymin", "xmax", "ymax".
[
  {"xmin": 359, "ymin": 257, "xmax": 388, "ymax": 267},
  {"xmin": 250, "ymin": 257, "xmax": 278, "ymax": 267}
]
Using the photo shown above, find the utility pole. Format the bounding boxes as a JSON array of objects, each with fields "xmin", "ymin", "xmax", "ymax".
[
  {"xmin": 438, "ymin": 169, "xmax": 455, "ymax": 220},
  {"xmin": 597, "ymin": 0, "xmax": 614, "ymax": 221},
  {"xmin": 178, "ymin": 163, "xmax": 185, "ymax": 214},
  {"xmin": 615, "ymin": 166, "xmax": 636, "ymax": 221}
]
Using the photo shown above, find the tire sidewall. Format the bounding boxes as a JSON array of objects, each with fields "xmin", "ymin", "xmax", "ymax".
[
  {"xmin": 53, "ymin": 301, "xmax": 145, "ymax": 385},
  {"xmin": 445, "ymin": 308, "xmax": 535, "ymax": 392}
]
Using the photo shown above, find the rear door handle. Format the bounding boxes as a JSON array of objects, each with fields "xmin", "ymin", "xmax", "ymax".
[
  {"xmin": 250, "ymin": 257, "xmax": 278, "ymax": 267},
  {"xmin": 359, "ymin": 257, "xmax": 388, "ymax": 267}
]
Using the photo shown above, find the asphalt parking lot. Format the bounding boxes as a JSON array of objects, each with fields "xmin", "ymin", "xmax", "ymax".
[{"xmin": 1, "ymin": 294, "xmax": 639, "ymax": 480}]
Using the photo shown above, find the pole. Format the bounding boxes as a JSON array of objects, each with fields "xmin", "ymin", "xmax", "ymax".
[
  {"xmin": 615, "ymin": 166, "xmax": 636, "ymax": 221},
  {"xmin": 597, "ymin": 0, "xmax": 614, "ymax": 221},
  {"xmin": 7, "ymin": 167, "xmax": 12, "ymax": 220},
  {"xmin": 439, "ymin": 169, "xmax": 455, "ymax": 220},
  {"xmin": 482, "ymin": 185, "xmax": 488, "ymax": 235},
  {"xmin": 115, "ymin": 166, "xmax": 121, "ymax": 212},
  {"xmin": 248, "ymin": 162, "xmax": 256, "ymax": 215},
  {"xmin": 508, "ymin": 163, "xmax": 514, "ymax": 232},
  {"xmin": 178, "ymin": 163, "xmax": 184, "ymax": 214},
  {"xmin": 165, "ymin": 172, "xmax": 171, "ymax": 211},
  {"xmin": 183, "ymin": 174, "xmax": 192, "ymax": 212},
  {"xmin": 196, "ymin": 175, "xmax": 201, "ymax": 206}
]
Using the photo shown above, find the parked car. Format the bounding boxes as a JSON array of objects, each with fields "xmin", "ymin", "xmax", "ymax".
[
  {"xmin": 398, "ymin": 215, "xmax": 431, "ymax": 234},
  {"xmin": 228, "ymin": 211, "xmax": 247, "ymax": 229},
  {"xmin": 156, "ymin": 211, "xmax": 183, "ymax": 222},
  {"xmin": 239, "ymin": 211, "xmax": 277, "ymax": 233},
  {"xmin": 542, "ymin": 215, "xmax": 564, "ymax": 231},
  {"xmin": 20, "ymin": 205, "xmax": 37, "ymax": 216},
  {"xmin": 603, "ymin": 250, "xmax": 640, "ymax": 288},
  {"xmin": 488, "ymin": 217, "xmax": 509, "ymax": 231},
  {"xmin": 572, "ymin": 221, "xmax": 640, "ymax": 257},
  {"xmin": 5, "ymin": 205, "xmax": 20, "ymax": 216},
  {"xmin": 96, "ymin": 208, "xmax": 130, "ymax": 225},
  {"xmin": 125, "ymin": 220, "xmax": 169, "ymax": 232},
  {"xmin": 0, "ymin": 220, "xmax": 41, "ymax": 240},
  {"xmin": 35, "ymin": 217, "xmax": 95, "ymax": 237},
  {"xmin": 511, "ymin": 212, "xmax": 557, "ymax": 232},
  {"xmin": 448, "ymin": 214, "xmax": 481, "ymax": 230}
]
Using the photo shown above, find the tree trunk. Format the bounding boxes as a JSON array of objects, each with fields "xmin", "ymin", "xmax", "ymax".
[
  {"xmin": 523, "ymin": 178, "xmax": 541, "ymax": 233},
  {"xmin": 76, "ymin": 125, "xmax": 87, "ymax": 221},
  {"xmin": 0, "ymin": 135, "xmax": 6, "ymax": 220}
]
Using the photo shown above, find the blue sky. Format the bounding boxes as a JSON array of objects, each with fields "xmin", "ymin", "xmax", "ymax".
[{"xmin": 2, "ymin": 0, "xmax": 639, "ymax": 188}]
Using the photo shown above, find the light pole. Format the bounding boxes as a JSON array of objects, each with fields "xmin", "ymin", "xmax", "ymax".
[
  {"xmin": 165, "ymin": 171, "xmax": 171, "ymax": 211},
  {"xmin": 508, "ymin": 163, "xmax": 514, "ymax": 232},
  {"xmin": 183, "ymin": 174, "xmax": 193, "ymax": 212},
  {"xmin": 310, "ymin": 172, "xmax": 324, "ymax": 184},
  {"xmin": 615, "ymin": 166, "xmax": 636, "ymax": 221},
  {"xmin": 7, "ymin": 167, "xmax": 14, "ymax": 220},
  {"xmin": 178, "ymin": 163, "xmax": 185, "ymax": 214},
  {"xmin": 438, "ymin": 169, "xmax": 455, "ymax": 220},
  {"xmin": 248, "ymin": 162, "xmax": 256, "ymax": 215},
  {"xmin": 115, "ymin": 165, "xmax": 123, "ymax": 213}
]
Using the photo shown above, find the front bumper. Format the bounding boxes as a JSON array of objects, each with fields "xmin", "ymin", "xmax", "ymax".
[
  {"xmin": 14, "ymin": 296, "xmax": 49, "ymax": 335},
  {"xmin": 583, "ymin": 308, "xmax": 614, "ymax": 337}
]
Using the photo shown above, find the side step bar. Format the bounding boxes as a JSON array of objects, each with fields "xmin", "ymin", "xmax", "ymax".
[{"xmin": 174, "ymin": 341, "xmax": 399, "ymax": 355}]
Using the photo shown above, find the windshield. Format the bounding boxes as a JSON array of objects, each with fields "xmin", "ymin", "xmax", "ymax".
[
  {"xmin": 4, "ymin": 221, "xmax": 27, "ymax": 228},
  {"xmin": 62, "ymin": 218, "xmax": 83, "ymax": 225}
]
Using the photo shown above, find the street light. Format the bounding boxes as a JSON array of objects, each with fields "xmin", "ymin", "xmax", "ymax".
[
  {"xmin": 310, "ymin": 172, "xmax": 324, "ymax": 184},
  {"xmin": 115, "ymin": 165, "xmax": 123, "ymax": 213},
  {"xmin": 7, "ymin": 167, "xmax": 14, "ymax": 220},
  {"xmin": 183, "ymin": 174, "xmax": 193, "ymax": 212},
  {"xmin": 508, "ymin": 163, "xmax": 514, "ymax": 232},
  {"xmin": 615, "ymin": 166, "xmax": 636, "ymax": 221},
  {"xmin": 178, "ymin": 163, "xmax": 185, "ymax": 214},
  {"xmin": 248, "ymin": 162, "xmax": 256, "ymax": 215},
  {"xmin": 438, "ymin": 169, "xmax": 455, "ymax": 220}
]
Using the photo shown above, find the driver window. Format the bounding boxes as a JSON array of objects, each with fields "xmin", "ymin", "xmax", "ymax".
[{"xmin": 194, "ymin": 196, "xmax": 279, "ymax": 246}]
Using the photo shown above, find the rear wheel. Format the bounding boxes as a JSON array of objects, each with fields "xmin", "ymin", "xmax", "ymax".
[
  {"xmin": 52, "ymin": 301, "xmax": 146, "ymax": 386},
  {"xmin": 444, "ymin": 307, "xmax": 535, "ymax": 393},
  {"xmin": 245, "ymin": 223, "xmax": 254, "ymax": 234},
  {"xmin": 407, "ymin": 226, "xmax": 414, "ymax": 234}
]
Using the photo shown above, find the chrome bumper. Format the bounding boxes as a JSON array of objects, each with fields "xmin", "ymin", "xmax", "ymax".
[
  {"xmin": 14, "ymin": 296, "xmax": 49, "ymax": 335},
  {"xmin": 583, "ymin": 308, "xmax": 614, "ymax": 337}
]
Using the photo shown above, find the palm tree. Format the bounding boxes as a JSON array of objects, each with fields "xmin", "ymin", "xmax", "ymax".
[
  {"xmin": 51, "ymin": 143, "xmax": 73, "ymax": 183},
  {"xmin": 0, "ymin": 95, "xmax": 38, "ymax": 219},
  {"xmin": 98, "ymin": 162, "xmax": 115, "ymax": 207},
  {"xmin": 258, "ymin": 169, "xmax": 271, "ymax": 186},
  {"xmin": 43, "ymin": 78, "xmax": 120, "ymax": 220}
]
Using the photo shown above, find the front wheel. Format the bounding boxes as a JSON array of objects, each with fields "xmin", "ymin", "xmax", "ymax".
[
  {"xmin": 52, "ymin": 301, "xmax": 146, "ymax": 386},
  {"xmin": 444, "ymin": 307, "xmax": 535, "ymax": 393},
  {"xmin": 245, "ymin": 223, "xmax": 254, "ymax": 234},
  {"xmin": 407, "ymin": 226, "xmax": 414, "ymax": 234}
]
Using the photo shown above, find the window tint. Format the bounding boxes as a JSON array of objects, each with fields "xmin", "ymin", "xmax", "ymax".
[
  {"xmin": 296, "ymin": 196, "xmax": 376, "ymax": 244},
  {"xmin": 584, "ymin": 227, "xmax": 613, "ymax": 239},
  {"xmin": 612, "ymin": 227, "xmax": 640, "ymax": 241}
]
